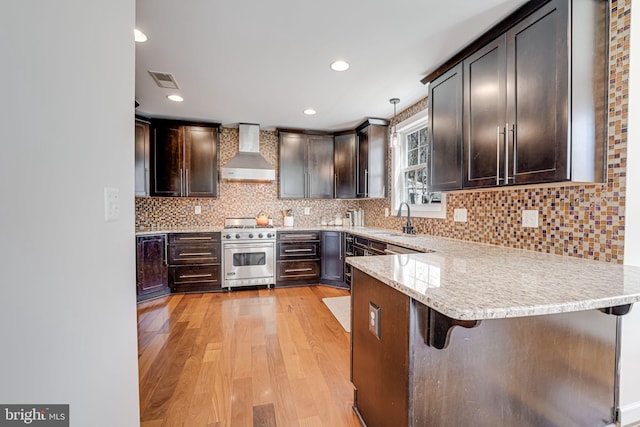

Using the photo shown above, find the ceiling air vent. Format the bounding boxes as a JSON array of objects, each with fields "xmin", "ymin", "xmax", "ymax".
[{"xmin": 148, "ymin": 71, "xmax": 180, "ymax": 89}]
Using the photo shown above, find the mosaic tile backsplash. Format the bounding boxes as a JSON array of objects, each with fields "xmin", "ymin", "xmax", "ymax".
[{"xmin": 137, "ymin": 0, "xmax": 629, "ymax": 264}]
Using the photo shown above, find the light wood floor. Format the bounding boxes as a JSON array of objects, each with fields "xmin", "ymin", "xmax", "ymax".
[{"xmin": 137, "ymin": 285, "xmax": 361, "ymax": 427}]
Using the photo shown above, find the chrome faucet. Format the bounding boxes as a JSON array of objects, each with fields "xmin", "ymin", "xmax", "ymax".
[{"xmin": 397, "ymin": 202, "xmax": 415, "ymax": 234}]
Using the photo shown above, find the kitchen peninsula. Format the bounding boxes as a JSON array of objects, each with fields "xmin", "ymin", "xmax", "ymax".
[{"xmin": 346, "ymin": 234, "xmax": 640, "ymax": 427}]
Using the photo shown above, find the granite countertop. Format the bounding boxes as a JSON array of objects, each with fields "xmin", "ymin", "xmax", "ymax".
[
  {"xmin": 346, "ymin": 234, "xmax": 640, "ymax": 321},
  {"xmin": 135, "ymin": 225, "xmax": 640, "ymax": 320}
]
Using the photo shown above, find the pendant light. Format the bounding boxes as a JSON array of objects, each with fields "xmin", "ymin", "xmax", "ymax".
[{"xmin": 389, "ymin": 98, "xmax": 400, "ymax": 148}]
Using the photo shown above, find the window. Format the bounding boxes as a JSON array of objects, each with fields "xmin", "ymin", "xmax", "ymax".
[{"xmin": 391, "ymin": 109, "xmax": 446, "ymax": 218}]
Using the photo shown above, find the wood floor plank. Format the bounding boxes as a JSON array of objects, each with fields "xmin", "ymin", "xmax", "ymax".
[
  {"xmin": 252, "ymin": 403, "xmax": 277, "ymax": 427},
  {"xmin": 138, "ymin": 285, "xmax": 361, "ymax": 427}
]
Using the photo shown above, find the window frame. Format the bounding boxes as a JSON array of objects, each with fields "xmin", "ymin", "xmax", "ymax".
[{"xmin": 391, "ymin": 109, "xmax": 447, "ymax": 219}]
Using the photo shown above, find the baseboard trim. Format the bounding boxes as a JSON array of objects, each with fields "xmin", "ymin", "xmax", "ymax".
[{"xmin": 619, "ymin": 401, "xmax": 640, "ymax": 426}]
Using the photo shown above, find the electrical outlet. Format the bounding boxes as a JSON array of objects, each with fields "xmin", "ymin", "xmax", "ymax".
[
  {"xmin": 522, "ymin": 210, "xmax": 539, "ymax": 228},
  {"xmin": 304, "ymin": 207, "xmax": 311, "ymax": 215},
  {"xmin": 194, "ymin": 205, "xmax": 202, "ymax": 214},
  {"xmin": 384, "ymin": 208, "xmax": 389, "ymax": 217},
  {"xmin": 453, "ymin": 208, "xmax": 468, "ymax": 222},
  {"xmin": 104, "ymin": 187, "xmax": 120, "ymax": 222},
  {"xmin": 369, "ymin": 302, "xmax": 381, "ymax": 340}
]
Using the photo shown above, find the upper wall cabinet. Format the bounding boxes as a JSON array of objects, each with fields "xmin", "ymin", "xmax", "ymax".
[
  {"xmin": 356, "ymin": 119, "xmax": 388, "ymax": 198},
  {"xmin": 429, "ymin": 64, "xmax": 463, "ymax": 191},
  {"xmin": 429, "ymin": 0, "xmax": 606, "ymax": 191},
  {"xmin": 152, "ymin": 120, "xmax": 220, "ymax": 198},
  {"xmin": 279, "ymin": 131, "xmax": 334, "ymax": 199},
  {"xmin": 334, "ymin": 132, "xmax": 357, "ymax": 199},
  {"xmin": 135, "ymin": 119, "xmax": 151, "ymax": 196}
]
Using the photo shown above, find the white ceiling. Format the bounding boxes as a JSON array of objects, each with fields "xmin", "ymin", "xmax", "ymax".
[{"xmin": 135, "ymin": 0, "xmax": 529, "ymax": 131}]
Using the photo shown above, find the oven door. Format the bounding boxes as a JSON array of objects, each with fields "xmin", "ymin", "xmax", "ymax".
[{"xmin": 223, "ymin": 242, "xmax": 275, "ymax": 287}]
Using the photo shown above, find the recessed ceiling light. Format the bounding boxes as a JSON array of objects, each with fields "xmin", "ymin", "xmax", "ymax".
[
  {"xmin": 330, "ymin": 60, "xmax": 350, "ymax": 72},
  {"xmin": 134, "ymin": 29, "xmax": 148, "ymax": 43},
  {"xmin": 303, "ymin": 109, "xmax": 317, "ymax": 115},
  {"xmin": 167, "ymin": 94, "xmax": 184, "ymax": 102}
]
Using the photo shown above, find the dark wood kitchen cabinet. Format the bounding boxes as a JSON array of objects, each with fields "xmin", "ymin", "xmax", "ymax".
[
  {"xmin": 464, "ymin": 0, "xmax": 569, "ymax": 188},
  {"xmin": 356, "ymin": 119, "xmax": 388, "ymax": 198},
  {"xmin": 152, "ymin": 120, "xmax": 220, "ymax": 197},
  {"xmin": 136, "ymin": 234, "xmax": 169, "ymax": 302},
  {"xmin": 168, "ymin": 232, "xmax": 222, "ymax": 292},
  {"xmin": 276, "ymin": 231, "xmax": 320, "ymax": 286},
  {"xmin": 463, "ymin": 38, "xmax": 506, "ymax": 188},
  {"xmin": 320, "ymin": 231, "xmax": 346, "ymax": 288},
  {"xmin": 431, "ymin": 0, "xmax": 605, "ymax": 190},
  {"xmin": 135, "ymin": 119, "xmax": 151, "ymax": 196},
  {"xmin": 334, "ymin": 132, "xmax": 357, "ymax": 199},
  {"xmin": 279, "ymin": 131, "xmax": 334, "ymax": 199},
  {"xmin": 429, "ymin": 63, "xmax": 463, "ymax": 191},
  {"xmin": 506, "ymin": 0, "xmax": 570, "ymax": 184}
]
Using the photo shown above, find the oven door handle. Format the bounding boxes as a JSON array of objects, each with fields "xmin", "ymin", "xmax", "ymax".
[{"xmin": 223, "ymin": 243, "xmax": 275, "ymax": 250}]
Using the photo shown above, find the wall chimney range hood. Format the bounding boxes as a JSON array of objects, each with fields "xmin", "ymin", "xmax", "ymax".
[{"xmin": 220, "ymin": 123, "xmax": 275, "ymax": 182}]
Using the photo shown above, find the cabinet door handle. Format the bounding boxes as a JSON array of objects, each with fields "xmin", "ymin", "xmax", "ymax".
[
  {"xmin": 185, "ymin": 169, "xmax": 190, "ymax": 195},
  {"xmin": 179, "ymin": 252, "xmax": 212, "ymax": 257},
  {"xmin": 496, "ymin": 126, "xmax": 501, "ymax": 184},
  {"xmin": 180, "ymin": 168, "xmax": 184, "ymax": 195},
  {"xmin": 504, "ymin": 123, "xmax": 511, "ymax": 184},
  {"xmin": 284, "ymin": 268, "xmax": 314, "ymax": 273},
  {"xmin": 334, "ymin": 174, "xmax": 337, "ymax": 197},
  {"xmin": 510, "ymin": 124, "xmax": 516, "ymax": 182},
  {"xmin": 178, "ymin": 236, "xmax": 213, "ymax": 241},
  {"xmin": 144, "ymin": 167, "xmax": 149, "ymax": 194},
  {"xmin": 364, "ymin": 169, "xmax": 369, "ymax": 197},
  {"xmin": 282, "ymin": 234, "xmax": 315, "ymax": 239},
  {"xmin": 179, "ymin": 273, "xmax": 213, "ymax": 279},
  {"xmin": 284, "ymin": 248, "xmax": 313, "ymax": 253},
  {"xmin": 163, "ymin": 238, "xmax": 168, "ymax": 265}
]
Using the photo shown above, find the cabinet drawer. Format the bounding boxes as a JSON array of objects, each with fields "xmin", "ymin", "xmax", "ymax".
[
  {"xmin": 354, "ymin": 236, "xmax": 369, "ymax": 248},
  {"xmin": 370, "ymin": 240, "xmax": 387, "ymax": 254},
  {"xmin": 170, "ymin": 265, "xmax": 220, "ymax": 286},
  {"xmin": 277, "ymin": 231, "xmax": 320, "ymax": 242},
  {"xmin": 169, "ymin": 232, "xmax": 220, "ymax": 244},
  {"xmin": 277, "ymin": 242, "xmax": 319, "ymax": 260},
  {"xmin": 168, "ymin": 243, "xmax": 220, "ymax": 265},
  {"xmin": 276, "ymin": 260, "xmax": 320, "ymax": 281}
]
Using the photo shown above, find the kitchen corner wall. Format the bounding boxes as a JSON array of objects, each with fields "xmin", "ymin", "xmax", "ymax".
[
  {"xmin": 135, "ymin": 128, "xmax": 359, "ymax": 228},
  {"xmin": 361, "ymin": 0, "xmax": 629, "ymax": 264}
]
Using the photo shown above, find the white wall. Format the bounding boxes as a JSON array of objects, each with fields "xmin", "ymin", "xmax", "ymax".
[
  {"xmin": 620, "ymin": 0, "xmax": 640, "ymax": 424},
  {"xmin": 0, "ymin": 1, "xmax": 139, "ymax": 426}
]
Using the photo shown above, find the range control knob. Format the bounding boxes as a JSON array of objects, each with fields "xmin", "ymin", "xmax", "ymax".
[
  {"xmin": 235, "ymin": 234, "xmax": 241, "ymax": 239},
  {"xmin": 248, "ymin": 233, "xmax": 254, "ymax": 238},
  {"xmin": 225, "ymin": 234, "xmax": 231, "ymax": 239},
  {"xmin": 258, "ymin": 233, "xmax": 264, "ymax": 238},
  {"xmin": 267, "ymin": 233, "xmax": 273, "ymax": 238}
]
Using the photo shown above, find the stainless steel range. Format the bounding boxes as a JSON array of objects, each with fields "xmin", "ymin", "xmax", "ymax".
[{"xmin": 222, "ymin": 217, "xmax": 276, "ymax": 290}]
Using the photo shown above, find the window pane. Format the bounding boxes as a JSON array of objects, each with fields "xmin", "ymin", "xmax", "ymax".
[
  {"xmin": 419, "ymin": 127, "xmax": 428, "ymax": 146},
  {"xmin": 408, "ymin": 149, "xmax": 418, "ymax": 166},
  {"xmin": 408, "ymin": 132, "xmax": 419, "ymax": 150},
  {"xmin": 419, "ymin": 146, "xmax": 427, "ymax": 164}
]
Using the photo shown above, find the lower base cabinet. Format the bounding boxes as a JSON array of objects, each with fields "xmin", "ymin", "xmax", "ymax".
[
  {"xmin": 136, "ymin": 234, "xmax": 170, "ymax": 302},
  {"xmin": 276, "ymin": 231, "xmax": 320, "ymax": 287},
  {"xmin": 320, "ymin": 231, "xmax": 347, "ymax": 288},
  {"xmin": 168, "ymin": 232, "xmax": 222, "ymax": 292}
]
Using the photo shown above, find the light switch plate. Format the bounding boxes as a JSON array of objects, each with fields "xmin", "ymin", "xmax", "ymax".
[
  {"xmin": 369, "ymin": 302, "xmax": 381, "ymax": 340},
  {"xmin": 384, "ymin": 208, "xmax": 389, "ymax": 217},
  {"xmin": 304, "ymin": 207, "xmax": 311, "ymax": 215},
  {"xmin": 522, "ymin": 209, "xmax": 539, "ymax": 228},
  {"xmin": 195, "ymin": 205, "xmax": 202, "ymax": 214},
  {"xmin": 104, "ymin": 187, "xmax": 120, "ymax": 222},
  {"xmin": 454, "ymin": 208, "xmax": 468, "ymax": 222}
]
